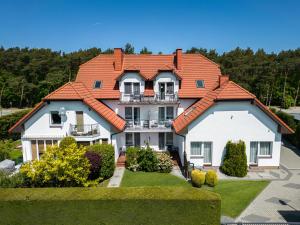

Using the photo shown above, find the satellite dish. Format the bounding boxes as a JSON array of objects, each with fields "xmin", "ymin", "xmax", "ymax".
[{"xmin": 59, "ymin": 107, "xmax": 66, "ymax": 116}]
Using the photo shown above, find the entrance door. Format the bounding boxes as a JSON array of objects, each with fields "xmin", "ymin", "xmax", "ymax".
[
  {"xmin": 76, "ymin": 111, "xmax": 84, "ymax": 132},
  {"xmin": 158, "ymin": 107, "xmax": 165, "ymax": 125},
  {"xmin": 159, "ymin": 83, "xmax": 165, "ymax": 100},
  {"xmin": 159, "ymin": 133, "xmax": 165, "ymax": 150},
  {"xmin": 133, "ymin": 107, "xmax": 140, "ymax": 126},
  {"xmin": 203, "ymin": 142, "xmax": 212, "ymax": 164},
  {"xmin": 250, "ymin": 142, "xmax": 258, "ymax": 164}
]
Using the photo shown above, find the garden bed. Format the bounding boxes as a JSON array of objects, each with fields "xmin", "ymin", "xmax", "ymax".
[{"xmin": 0, "ymin": 187, "xmax": 221, "ymax": 225}]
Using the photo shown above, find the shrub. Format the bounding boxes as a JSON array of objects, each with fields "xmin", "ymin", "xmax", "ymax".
[
  {"xmin": 126, "ymin": 147, "xmax": 140, "ymax": 171},
  {"xmin": 20, "ymin": 143, "xmax": 90, "ymax": 187},
  {"xmin": 85, "ymin": 151, "xmax": 101, "ymax": 180},
  {"xmin": 0, "ymin": 109, "xmax": 31, "ymax": 140},
  {"xmin": 156, "ymin": 153, "xmax": 173, "ymax": 173},
  {"xmin": 59, "ymin": 136, "xmax": 76, "ymax": 149},
  {"xmin": 191, "ymin": 169, "xmax": 206, "ymax": 187},
  {"xmin": 0, "ymin": 171, "xmax": 25, "ymax": 188},
  {"xmin": 205, "ymin": 170, "xmax": 218, "ymax": 187},
  {"xmin": 137, "ymin": 148, "xmax": 158, "ymax": 172},
  {"xmin": 88, "ymin": 144, "xmax": 115, "ymax": 179},
  {"xmin": 0, "ymin": 139, "xmax": 18, "ymax": 161},
  {"xmin": 220, "ymin": 140, "xmax": 247, "ymax": 177}
]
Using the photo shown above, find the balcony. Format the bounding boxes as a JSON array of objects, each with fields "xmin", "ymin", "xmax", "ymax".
[
  {"xmin": 125, "ymin": 119, "xmax": 173, "ymax": 132},
  {"xmin": 120, "ymin": 93, "xmax": 179, "ymax": 104},
  {"xmin": 69, "ymin": 124, "xmax": 100, "ymax": 137}
]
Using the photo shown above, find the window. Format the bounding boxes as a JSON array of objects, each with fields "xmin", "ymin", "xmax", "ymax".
[
  {"xmin": 125, "ymin": 133, "xmax": 133, "ymax": 146},
  {"xmin": 102, "ymin": 138, "xmax": 108, "ymax": 144},
  {"xmin": 166, "ymin": 82, "xmax": 174, "ymax": 94},
  {"xmin": 31, "ymin": 139, "xmax": 58, "ymax": 160},
  {"xmin": 259, "ymin": 142, "xmax": 272, "ymax": 156},
  {"xmin": 133, "ymin": 83, "xmax": 140, "ymax": 95},
  {"xmin": 94, "ymin": 80, "xmax": 102, "ymax": 89},
  {"xmin": 124, "ymin": 82, "xmax": 132, "ymax": 94},
  {"xmin": 250, "ymin": 141, "xmax": 272, "ymax": 157},
  {"xmin": 166, "ymin": 133, "xmax": 173, "ymax": 146},
  {"xmin": 166, "ymin": 107, "xmax": 174, "ymax": 120},
  {"xmin": 196, "ymin": 80, "xmax": 205, "ymax": 88},
  {"xmin": 125, "ymin": 107, "xmax": 133, "ymax": 120},
  {"xmin": 50, "ymin": 111, "xmax": 62, "ymax": 125},
  {"xmin": 191, "ymin": 142, "xmax": 202, "ymax": 156}
]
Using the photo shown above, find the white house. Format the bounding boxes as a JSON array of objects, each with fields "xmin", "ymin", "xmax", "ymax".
[{"xmin": 10, "ymin": 48, "xmax": 293, "ymax": 168}]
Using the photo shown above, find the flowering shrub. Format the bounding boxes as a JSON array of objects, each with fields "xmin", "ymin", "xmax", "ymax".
[
  {"xmin": 157, "ymin": 153, "xmax": 173, "ymax": 173},
  {"xmin": 126, "ymin": 147, "xmax": 140, "ymax": 171}
]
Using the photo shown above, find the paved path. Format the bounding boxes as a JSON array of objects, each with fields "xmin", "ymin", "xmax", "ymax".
[
  {"xmin": 171, "ymin": 165, "xmax": 186, "ymax": 180},
  {"xmin": 107, "ymin": 167, "xmax": 125, "ymax": 188},
  {"xmin": 236, "ymin": 145, "xmax": 300, "ymax": 222}
]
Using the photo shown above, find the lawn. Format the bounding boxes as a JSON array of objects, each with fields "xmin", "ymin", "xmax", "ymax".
[
  {"xmin": 121, "ymin": 170, "xmax": 190, "ymax": 187},
  {"xmin": 0, "ymin": 187, "xmax": 220, "ymax": 225},
  {"xmin": 121, "ymin": 170, "xmax": 270, "ymax": 218}
]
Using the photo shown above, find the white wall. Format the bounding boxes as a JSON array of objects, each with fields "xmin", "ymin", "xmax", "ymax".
[
  {"xmin": 185, "ymin": 101, "xmax": 281, "ymax": 167},
  {"xmin": 177, "ymin": 99, "xmax": 197, "ymax": 115},
  {"xmin": 21, "ymin": 101, "xmax": 112, "ymax": 161}
]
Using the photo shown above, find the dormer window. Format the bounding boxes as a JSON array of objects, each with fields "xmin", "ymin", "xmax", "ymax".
[
  {"xmin": 94, "ymin": 80, "xmax": 102, "ymax": 89},
  {"xmin": 124, "ymin": 82, "xmax": 140, "ymax": 95},
  {"xmin": 196, "ymin": 80, "xmax": 205, "ymax": 88}
]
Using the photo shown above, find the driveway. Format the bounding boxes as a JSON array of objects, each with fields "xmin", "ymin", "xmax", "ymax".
[{"xmin": 236, "ymin": 144, "xmax": 300, "ymax": 223}]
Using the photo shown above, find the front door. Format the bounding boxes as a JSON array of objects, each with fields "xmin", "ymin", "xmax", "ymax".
[
  {"xmin": 76, "ymin": 111, "xmax": 84, "ymax": 132},
  {"xmin": 159, "ymin": 83, "xmax": 165, "ymax": 100},
  {"xmin": 250, "ymin": 142, "xmax": 258, "ymax": 164},
  {"xmin": 159, "ymin": 133, "xmax": 165, "ymax": 150}
]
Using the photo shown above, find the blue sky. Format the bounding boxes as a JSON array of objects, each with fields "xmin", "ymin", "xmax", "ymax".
[{"xmin": 0, "ymin": 0, "xmax": 299, "ymax": 53}]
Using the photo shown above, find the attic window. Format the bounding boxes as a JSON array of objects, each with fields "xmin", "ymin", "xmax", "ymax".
[
  {"xmin": 94, "ymin": 80, "xmax": 102, "ymax": 89},
  {"xmin": 196, "ymin": 80, "xmax": 205, "ymax": 88}
]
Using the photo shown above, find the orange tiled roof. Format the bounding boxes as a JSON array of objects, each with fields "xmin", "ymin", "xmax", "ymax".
[
  {"xmin": 173, "ymin": 81, "xmax": 294, "ymax": 134},
  {"xmin": 75, "ymin": 53, "xmax": 222, "ymax": 99},
  {"xmin": 9, "ymin": 82, "xmax": 126, "ymax": 133}
]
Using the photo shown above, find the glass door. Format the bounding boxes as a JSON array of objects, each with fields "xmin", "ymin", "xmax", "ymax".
[
  {"xmin": 159, "ymin": 83, "xmax": 165, "ymax": 100},
  {"xmin": 203, "ymin": 142, "xmax": 212, "ymax": 164},
  {"xmin": 134, "ymin": 107, "xmax": 140, "ymax": 126},
  {"xmin": 159, "ymin": 133, "xmax": 165, "ymax": 150},
  {"xmin": 134, "ymin": 133, "xmax": 141, "ymax": 147},
  {"xmin": 250, "ymin": 142, "xmax": 258, "ymax": 164},
  {"xmin": 158, "ymin": 107, "xmax": 165, "ymax": 125},
  {"xmin": 76, "ymin": 111, "xmax": 84, "ymax": 132}
]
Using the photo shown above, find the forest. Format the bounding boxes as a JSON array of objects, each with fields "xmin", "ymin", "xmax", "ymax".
[{"xmin": 0, "ymin": 43, "xmax": 299, "ymax": 109}]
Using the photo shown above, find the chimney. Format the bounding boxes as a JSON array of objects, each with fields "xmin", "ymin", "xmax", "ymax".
[
  {"xmin": 219, "ymin": 75, "xmax": 229, "ymax": 87},
  {"xmin": 175, "ymin": 49, "xmax": 182, "ymax": 70},
  {"xmin": 114, "ymin": 48, "xmax": 123, "ymax": 71}
]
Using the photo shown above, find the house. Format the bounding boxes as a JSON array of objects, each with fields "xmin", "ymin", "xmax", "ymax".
[{"xmin": 9, "ymin": 48, "xmax": 294, "ymax": 168}]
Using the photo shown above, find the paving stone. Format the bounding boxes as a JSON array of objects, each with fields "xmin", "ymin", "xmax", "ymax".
[
  {"xmin": 221, "ymin": 216, "xmax": 235, "ymax": 223},
  {"xmin": 241, "ymin": 214, "xmax": 271, "ymax": 222},
  {"xmin": 283, "ymin": 183, "xmax": 300, "ymax": 189},
  {"xmin": 265, "ymin": 197, "xmax": 291, "ymax": 205},
  {"xmin": 269, "ymin": 171, "xmax": 280, "ymax": 178}
]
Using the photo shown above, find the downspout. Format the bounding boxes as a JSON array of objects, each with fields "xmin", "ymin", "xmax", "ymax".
[{"xmin": 175, "ymin": 132, "xmax": 189, "ymax": 179}]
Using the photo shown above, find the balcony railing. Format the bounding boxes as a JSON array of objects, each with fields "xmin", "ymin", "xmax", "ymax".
[
  {"xmin": 120, "ymin": 93, "xmax": 178, "ymax": 104},
  {"xmin": 125, "ymin": 119, "xmax": 173, "ymax": 130},
  {"xmin": 69, "ymin": 124, "xmax": 100, "ymax": 136}
]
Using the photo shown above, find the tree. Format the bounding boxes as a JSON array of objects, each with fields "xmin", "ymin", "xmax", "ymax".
[
  {"xmin": 124, "ymin": 43, "xmax": 135, "ymax": 54},
  {"xmin": 140, "ymin": 47, "xmax": 152, "ymax": 54}
]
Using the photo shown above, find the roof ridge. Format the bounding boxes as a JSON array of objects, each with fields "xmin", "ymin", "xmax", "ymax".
[{"xmin": 228, "ymin": 81, "xmax": 256, "ymax": 98}]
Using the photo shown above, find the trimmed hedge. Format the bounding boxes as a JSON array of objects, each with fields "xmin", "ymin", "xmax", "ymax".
[
  {"xmin": 221, "ymin": 140, "xmax": 247, "ymax": 177},
  {"xmin": 0, "ymin": 187, "xmax": 221, "ymax": 225},
  {"xmin": 0, "ymin": 109, "xmax": 31, "ymax": 140},
  {"xmin": 88, "ymin": 144, "xmax": 115, "ymax": 179},
  {"xmin": 205, "ymin": 170, "xmax": 218, "ymax": 187},
  {"xmin": 191, "ymin": 169, "xmax": 206, "ymax": 187}
]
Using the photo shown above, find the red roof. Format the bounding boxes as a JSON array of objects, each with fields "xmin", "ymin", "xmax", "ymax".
[
  {"xmin": 75, "ymin": 53, "xmax": 221, "ymax": 99},
  {"xmin": 173, "ymin": 81, "xmax": 294, "ymax": 134},
  {"xmin": 9, "ymin": 82, "xmax": 126, "ymax": 133}
]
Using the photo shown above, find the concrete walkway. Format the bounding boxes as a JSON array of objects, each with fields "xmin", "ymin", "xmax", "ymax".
[
  {"xmin": 171, "ymin": 165, "xmax": 186, "ymax": 180},
  {"xmin": 107, "ymin": 167, "xmax": 125, "ymax": 188}
]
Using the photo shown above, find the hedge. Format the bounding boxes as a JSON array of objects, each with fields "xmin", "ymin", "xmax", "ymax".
[
  {"xmin": 0, "ymin": 187, "xmax": 221, "ymax": 225},
  {"xmin": 0, "ymin": 109, "xmax": 31, "ymax": 140}
]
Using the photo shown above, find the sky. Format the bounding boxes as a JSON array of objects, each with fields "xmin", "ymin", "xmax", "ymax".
[{"xmin": 0, "ymin": 0, "xmax": 299, "ymax": 54}]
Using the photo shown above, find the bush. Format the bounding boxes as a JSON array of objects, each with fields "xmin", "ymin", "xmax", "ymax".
[
  {"xmin": 0, "ymin": 109, "xmax": 31, "ymax": 140},
  {"xmin": 137, "ymin": 148, "xmax": 158, "ymax": 172},
  {"xmin": 20, "ymin": 143, "xmax": 90, "ymax": 187},
  {"xmin": 59, "ymin": 136, "xmax": 76, "ymax": 149},
  {"xmin": 220, "ymin": 140, "xmax": 247, "ymax": 177},
  {"xmin": 126, "ymin": 147, "xmax": 140, "ymax": 171},
  {"xmin": 205, "ymin": 170, "xmax": 218, "ymax": 187},
  {"xmin": 156, "ymin": 153, "xmax": 173, "ymax": 173},
  {"xmin": 0, "ymin": 139, "xmax": 21, "ymax": 162},
  {"xmin": 85, "ymin": 151, "xmax": 101, "ymax": 180},
  {"xmin": 88, "ymin": 144, "xmax": 115, "ymax": 179},
  {"xmin": 0, "ymin": 171, "xmax": 25, "ymax": 188},
  {"xmin": 191, "ymin": 169, "xmax": 206, "ymax": 187}
]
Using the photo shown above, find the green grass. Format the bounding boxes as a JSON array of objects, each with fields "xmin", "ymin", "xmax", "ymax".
[
  {"xmin": 121, "ymin": 170, "xmax": 270, "ymax": 218},
  {"xmin": 0, "ymin": 187, "xmax": 220, "ymax": 225},
  {"xmin": 121, "ymin": 170, "xmax": 190, "ymax": 187},
  {"xmin": 204, "ymin": 180, "xmax": 270, "ymax": 218}
]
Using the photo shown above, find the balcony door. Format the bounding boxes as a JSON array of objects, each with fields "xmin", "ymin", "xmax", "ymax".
[
  {"xmin": 158, "ymin": 107, "xmax": 165, "ymax": 125},
  {"xmin": 133, "ymin": 83, "xmax": 140, "ymax": 95},
  {"xmin": 159, "ymin": 83, "xmax": 165, "ymax": 100},
  {"xmin": 159, "ymin": 133, "xmax": 165, "ymax": 150},
  {"xmin": 134, "ymin": 107, "xmax": 140, "ymax": 126},
  {"xmin": 76, "ymin": 111, "xmax": 84, "ymax": 132}
]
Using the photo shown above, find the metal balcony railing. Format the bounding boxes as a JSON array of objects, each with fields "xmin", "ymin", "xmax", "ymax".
[
  {"xmin": 125, "ymin": 119, "xmax": 173, "ymax": 130},
  {"xmin": 69, "ymin": 124, "xmax": 100, "ymax": 136},
  {"xmin": 120, "ymin": 93, "xmax": 178, "ymax": 104}
]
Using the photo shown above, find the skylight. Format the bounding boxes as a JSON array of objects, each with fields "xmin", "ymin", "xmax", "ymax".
[
  {"xmin": 196, "ymin": 80, "xmax": 205, "ymax": 88},
  {"xmin": 94, "ymin": 80, "xmax": 102, "ymax": 89}
]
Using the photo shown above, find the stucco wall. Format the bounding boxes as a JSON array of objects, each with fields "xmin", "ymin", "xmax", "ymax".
[{"xmin": 185, "ymin": 101, "xmax": 281, "ymax": 167}]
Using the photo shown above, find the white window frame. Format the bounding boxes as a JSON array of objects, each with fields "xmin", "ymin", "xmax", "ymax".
[
  {"xmin": 50, "ymin": 111, "xmax": 62, "ymax": 126},
  {"xmin": 190, "ymin": 141, "xmax": 212, "ymax": 157},
  {"xmin": 124, "ymin": 82, "xmax": 140, "ymax": 95},
  {"xmin": 255, "ymin": 141, "xmax": 273, "ymax": 158},
  {"xmin": 31, "ymin": 139, "xmax": 58, "ymax": 160}
]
